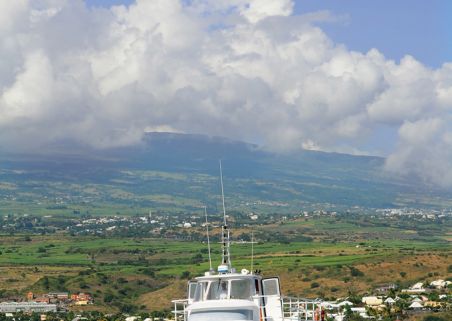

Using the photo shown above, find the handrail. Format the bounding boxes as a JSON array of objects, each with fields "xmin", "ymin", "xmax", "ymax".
[
  {"xmin": 172, "ymin": 296, "xmax": 324, "ymax": 321},
  {"xmin": 172, "ymin": 299, "xmax": 188, "ymax": 321}
]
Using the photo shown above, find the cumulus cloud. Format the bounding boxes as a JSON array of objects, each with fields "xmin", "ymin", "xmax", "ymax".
[
  {"xmin": 386, "ymin": 118, "xmax": 452, "ymax": 187},
  {"xmin": 0, "ymin": 0, "xmax": 451, "ymax": 186}
]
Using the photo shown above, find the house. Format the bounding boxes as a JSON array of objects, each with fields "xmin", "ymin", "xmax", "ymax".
[
  {"xmin": 384, "ymin": 297, "xmax": 396, "ymax": 305},
  {"xmin": 351, "ymin": 307, "xmax": 369, "ymax": 319},
  {"xmin": 319, "ymin": 302, "xmax": 336, "ymax": 310},
  {"xmin": 71, "ymin": 293, "xmax": 92, "ymax": 303},
  {"xmin": 336, "ymin": 300, "xmax": 354, "ymax": 307},
  {"xmin": 402, "ymin": 282, "xmax": 426, "ymax": 293},
  {"xmin": 362, "ymin": 296, "xmax": 383, "ymax": 306},
  {"xmin": 249, "ymin": 214, "xmax": 259, "ymax": 220},
  {"xmin": 409, "ymin": 301, "xmax": 423, "ymax": 310},
  {"xmin": 333, "ymin": 314, "xmax": 345, "ymax": 321},
  {"xmin": 35, "ymin": 297, "xmax": 50, "ymax": 304},
  {"xmin": 47, "ymin": 292, "xmax": 69, "ymax": 300},
  {"xmin": 424, "ymin": 301, "xmax": 442, "ymax": 308},
  {"xmin": 375, "ymin": 284, "xmax": 397, "ymax": 293},
  {"xmin": 411, "ymin": 282, "xmax": 425, "ymax": 290},
  {"xmin": 0, "ymin": 302, "xmax": 57, "ymax": 313},
  {"xmin": 430, "ymin": 280, "xmax": 451, "ymax": 289}
]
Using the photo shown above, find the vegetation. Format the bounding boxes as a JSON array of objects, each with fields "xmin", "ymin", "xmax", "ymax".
[{"xmin": 0, "ymin": 215, "xmax": 450, "ymax": 313}]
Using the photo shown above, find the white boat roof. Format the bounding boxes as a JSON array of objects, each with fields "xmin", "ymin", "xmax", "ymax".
[{"xmin": 194, "ymin": 272, "xmax": 260, "ymax": 281}]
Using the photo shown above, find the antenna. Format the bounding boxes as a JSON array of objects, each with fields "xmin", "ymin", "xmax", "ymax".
[
  {"xmin": 218, "ymin": 160, "xmax": 231, "ymax": 273},
  {"xmin": 204, "ymin": 206, "xmax": 213, "ymax": 272},
  {"xmin": 250, "ymin": 230, "xmax": 254, "ymax": 273},
  {"xmin": 219, "ymin": 160, "xmax": 227, "ymax": 225}
]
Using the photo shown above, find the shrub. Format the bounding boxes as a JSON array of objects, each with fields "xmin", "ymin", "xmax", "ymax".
[
  {"xmin": 350, "ymin": 267, "xmax": 364, "ymax": 277},
  {"xmin": 181, "ymin": 271, "xmax": 191, "ymax": 279},
  {"xmin": 423, "ymin": 316, "xmax": 446, "ymax": 321}
]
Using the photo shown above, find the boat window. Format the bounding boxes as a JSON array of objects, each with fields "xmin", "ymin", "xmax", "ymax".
[
  {"xmin": 189, "ymin": 310, "xmax": 253, "ymax": 321},
  {"xmin": 188, "ymin": 282, "xmax": 197, "ymax": 301},
  {"xmin": 207, "ymin": 280, "xmax": 228, "ymax": 300},
  {"xmin": 262, "ymin": 278, "xmax": 280, "ymax": 296},
  {"xmin": 194, "ymin": 282, "xmax": 208, "ymax": 302},
  {"xmin": 230, "ymin": 279, "xmax": 252, "ymax": 300}
]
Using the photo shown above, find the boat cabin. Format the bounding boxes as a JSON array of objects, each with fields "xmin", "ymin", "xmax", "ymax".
[{"xmin": 174, "ymin": 270, "xmax": 287, "ymax": 321}]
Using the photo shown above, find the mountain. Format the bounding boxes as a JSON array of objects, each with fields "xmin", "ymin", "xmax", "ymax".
[{"xmin": 0, "ymin": 132, "xmax": 450, "ymax": 214}]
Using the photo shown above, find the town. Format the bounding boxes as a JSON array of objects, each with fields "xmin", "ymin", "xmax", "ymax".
[{"xmin": 1, "ymin": 207, "xmax": 450, "ymax": 239}]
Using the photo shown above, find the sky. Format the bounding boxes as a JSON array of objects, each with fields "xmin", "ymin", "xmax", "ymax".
[
  {"xmin": 86, "ymin": 0, "xmax": 452, "ymax": 68},
  {"xmin": 1, "ymin": 0, "xmax": 452, "ymax": 187}
]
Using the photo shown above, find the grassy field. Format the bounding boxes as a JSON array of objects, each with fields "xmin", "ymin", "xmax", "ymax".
[{"xmin": 0, "ymin": 228, "xmax": 450, "ymax": 313}]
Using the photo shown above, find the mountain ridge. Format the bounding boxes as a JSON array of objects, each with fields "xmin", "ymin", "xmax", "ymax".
[{"xmin": 0, "ymin": 132, "xmax": 450, "ymax": 212}]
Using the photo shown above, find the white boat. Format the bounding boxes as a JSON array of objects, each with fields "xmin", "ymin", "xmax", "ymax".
[{"xmin": 172, "ymin": 164, "xmax": 323, "ymax": 321}]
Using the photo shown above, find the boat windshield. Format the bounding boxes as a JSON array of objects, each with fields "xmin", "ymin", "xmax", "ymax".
[
  {"xmin": 194, "ymin": 282, "xmax": 208, "ymax": 302},
  {"xmin": 194, "ymin": 279, "xmax": 253, "ymax": 301},
  {"xmin": 207, "ymin": 280, "xmax": 228, "ymax": 300},
  {"xmin": 230, "ymin": 279, "xmax": 252, "ymax": 300}
]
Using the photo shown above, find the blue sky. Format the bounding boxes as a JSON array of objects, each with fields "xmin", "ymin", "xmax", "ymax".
[{"xmin": 85, "ymin": 0, "xmax": 451, "ymax": 68}]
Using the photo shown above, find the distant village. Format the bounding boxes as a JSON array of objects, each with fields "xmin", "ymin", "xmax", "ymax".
[
  {"xmin": 1, "ymin": 206, "xmax": 450, "ymax": 238},
  {"xmin": 0, "ymin": 291, "xmax": 92, "ymax": 314}
]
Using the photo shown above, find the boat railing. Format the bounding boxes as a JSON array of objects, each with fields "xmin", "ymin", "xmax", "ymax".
[
  {"xmin": 252, "ymin": 295, "xmax": 323, "ymax": 321},
  {"xmin": 172, "ymin": 296, "xmax": 323, "ymax": 321},
  {"xmin": 172, "ymin": 299, "xmax": 188, "ymax": 321},
  {"xmin": 280, "ymin": 296, "xmax": 323, "ymax": 321}
]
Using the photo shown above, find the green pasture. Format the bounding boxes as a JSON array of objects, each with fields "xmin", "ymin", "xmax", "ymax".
[{"xmin": 0, "ymin": 235, "xmax": 448, "ymax": 272}]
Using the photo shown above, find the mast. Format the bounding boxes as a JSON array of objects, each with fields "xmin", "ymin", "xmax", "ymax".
[
  {"xmin": 218, "ymin": 160, "xmax": 231, "ymax": 273},
  {"xmin": 204, "ymin": 206, "xmax": 213, "ymax": 272},
  {"xmin": 250, "ymin": 231, "xmax": 254, "ymax": 273}
]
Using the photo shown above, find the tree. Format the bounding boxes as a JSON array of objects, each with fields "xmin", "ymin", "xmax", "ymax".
[
  {"xmin": 42, "ymin": 276, "xmax": 50, "ymax": 290},
  {"xmin": 423, "ymin": 316, "xmax": 446, "ymax": 321},
  {"xmin": 181, "ymin": 271, "xmax": 191, "ymax": 279},
  {"xmin": 350, "ymin": 267, "xmax": 364, "ymax": 277}
]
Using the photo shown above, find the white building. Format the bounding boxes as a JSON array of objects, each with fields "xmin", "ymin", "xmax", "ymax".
[
  {"xmin": 402, "ymin": 282, "xmax": 426, "ymax": 293},
  {"xmin": 0, "ymin": 302, "xmax": 57, "ymax": 313},
  {"xmin": 409, "ymin": 301, "xmax": 423, "ymax": 309},
  {"xmin": 430, "ymin": 279, "xmax": 451, "ymax": 289},
  {"xmin": 336, "ymin": 300, "xmax": 354, "ymax": 307},
  {"xmin": 362, "ymin": 296, "xmax": 383, "ymax": 306},
  {"xmin": 384, "ymin": 297, "xmax": 396, "ymax": 305},
  {"xmin": 411, "ymin": 282, "xmax": 424, "ymax": 290}
]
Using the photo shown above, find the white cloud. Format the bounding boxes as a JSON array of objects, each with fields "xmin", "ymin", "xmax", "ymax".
[
  {"xmin": 386, "ymin": 118, "xmax": 452, "ymax": 187},
  {"xmin": 0, "ymin": 0, "xmax": 451, "ymax": 186},
  {"xmin": 240, "ymin": 0, "xmax": 293, "ymax": 23}
]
